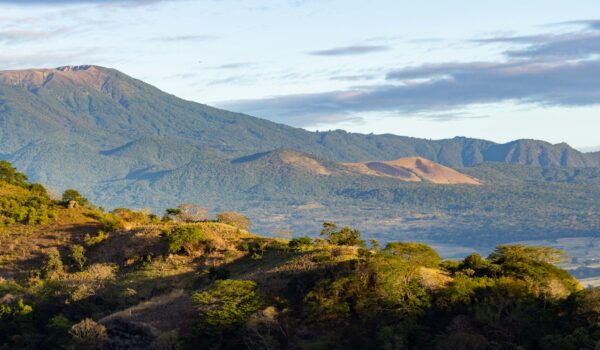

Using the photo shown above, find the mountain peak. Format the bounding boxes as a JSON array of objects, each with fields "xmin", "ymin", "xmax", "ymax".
[
  {"xmin": 56, "ymin": 65, "xmax": 99, "ymax": 72},
  {"xmin": 0, "ymin": 65, "xmax": 119, "ymax": 93}
]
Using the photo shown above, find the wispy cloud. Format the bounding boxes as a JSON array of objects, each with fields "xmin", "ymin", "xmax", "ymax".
[
  {"xmin": 329, "ymin": 74, "xmax": 377, "ymax": 81},
  {"xmin": 0, "ymin": 28, "xmax": 72, "ymax": 43},
  {"xmin": 154, "ymin": 34, "xmax": 219, "ymax": 42},
  {"xmin": 211, "ymin": 62, "xmax": 256, "ymax": 70},
  {"xmin": 552, "ymin": 19, "xmax": 600, "ymax": 30},
  {"xmin": 222, "ymin": 21, "xmax": 600, "ymax": 126},
  {"xmin": 308, "ymin": 45, "xmax": 390, "ymax": 56},
  {"xmin": 0, "ymin": 47, "xmax": 104, "ymax": 68}
]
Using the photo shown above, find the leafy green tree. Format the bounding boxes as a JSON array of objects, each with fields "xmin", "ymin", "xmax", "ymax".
[
  {"xmin": 462, "ymin": 253, "xmax": 486, "ymax": 270},
  {"xmin": 0, "ymin": 160, "xmax": 28, "ymax": 186},
  {"xmin": 384, "ymin": 242, "xmax": 441, "ymax": 267},
  {"xmin": 163, "ymin": 208, "xmax": 182, "ymax": 222},
  {"xmin": 319, "ymin": 222, "xmax": 365, "ymax": 247},
  {"xmin": 164, "ymin": 226, "xmax": 205, "ymax": 255},
  {"xmin": 489, "ymin": 245, "xmax": 569, "ymax": 264},
  {"xmin": 61, "ymin": 189, "xmax": 89, "ymax": 207},
  {"xmin": 192, "ymin": 279, "xmax": 262, "ymax": 333},
  {"xmin": 41, "ymin": 247, "xmax": 64, "ymax": 279},
  {"xmin": 27, "ymin": 183, "xmax": 48, "ymax": 196},
  {"xmin": 69, "ymin": 244, "xmax": 87, "ymax": 271}
]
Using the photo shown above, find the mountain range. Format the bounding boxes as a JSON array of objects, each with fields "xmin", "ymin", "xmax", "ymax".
[{"xmin": 1, "ymin": 65, "xmax": 600, "ymax": 252}]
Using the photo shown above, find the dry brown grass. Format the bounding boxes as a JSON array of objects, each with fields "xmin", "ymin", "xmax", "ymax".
[
  {"xmin": 0, "ymin": 207, "xmax": 103, "ymax": 279},
  {"xmin": 342, "ymin": 157, "xmax": 481, "ymax": 185},
  {"xmin": 419, "ymin": 267, "xmax": 453, "ymax": 290},
  {"xmin": 100, "ymin": 289, "xmax": 195, "ymax": 333}
]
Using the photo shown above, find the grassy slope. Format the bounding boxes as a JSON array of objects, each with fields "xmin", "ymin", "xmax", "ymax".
[{"xmin": 0, "ymin": 207, "xmax": 102, "ymax": 279}]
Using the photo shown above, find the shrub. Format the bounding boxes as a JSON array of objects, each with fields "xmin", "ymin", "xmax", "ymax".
[
  {"xmin": 47, "ymin": 314, "xmax": 72, "ymax": 349},
  {"xmin": 99, "ymin": 213, "xmax": 125, "ymax": 232},
  {"xmin": 161, "ymin": 208, "xmax": 178, "ymax": 222},
  {"xmin": 384, "ymin": 242, "xmax": 442, "ymax": 267},
  {"xmin": 84, "ymin": 231, "xmax": 109, "ymax": 247},
  {"xmin": 319, "ymin": 222, "xmax": 365, "ymax": 247},
  {"xmin": 192, "ymin": 279, "xmax": 262, "ymax": 333},
  {"xmin": 0, "ymin": 189, "xmax": 57, "ymax": 226},
  {"xmin": 111, "ymin": 207, "xmax": 152, "ymax": 226},
  {"xmin": 289, "ymin": 236, "xmax": 313, "ymax": 251},
  {"xmin": 165, "ymin": 226, "xmax": 205, "ymax": 255},
  {"xmin": 69, "ymin": 318, "xmax": 107, "ymax": 350},
  {"xmin": 64, "ymin": 264, "xmax": 118, "ymax": 302},
  {"xmin": 216, "ymin": 211, "xmax": 251, "ymax": 230},
  {"xmin": 61, "ymin": 189, "xmax": 89, "ymax": 207},
  {"xmin": 0, "ymin": 160, "xmax": 28, "ymax": 186},
  {"xmin": 69, "ymin": 244, "xmax": 87, "ymax": 271},
  {"xmin": 175, "ymin": 203, "xmax": 208, "ymax": 223},
  {"xmin": 489, "ymin": 245, "xmax": 570, "ymax": 264},
  {"xmin": 41, "ymin": 247, "xmax": 64, "ymax": 279}
]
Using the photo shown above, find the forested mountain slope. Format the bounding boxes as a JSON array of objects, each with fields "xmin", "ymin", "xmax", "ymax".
[
  {"xmin": 0, "ymin": 66, "xmax": 597, "ymax": 185},
  {"xmin": 2, "ymin": 66, "xmax": 600, "ymax": 250}
]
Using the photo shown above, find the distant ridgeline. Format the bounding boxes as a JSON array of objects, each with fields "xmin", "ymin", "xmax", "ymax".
[
  {"xmin": 0, "ymin": 162, "xmax": 599, "ymax": 349},
  {"xmin": 1, "ymin": 66, "xmax": 600, "ymax": 247}
]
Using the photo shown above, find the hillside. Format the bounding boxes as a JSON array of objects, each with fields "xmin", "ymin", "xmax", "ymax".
[
  {"xmin": 0, "ymin": 66, "xmax": 598, "ymax": 192},
  {"xmin": 343, "ymin": 157, "xmax": 481, "ymax": 184},
  {"xmin": 1, "ymin": 168, "xmax": 598, "ymax": 349},
  {"xmin": 2, "ymin": 66, "xmax": 600, "ymax": 256}
]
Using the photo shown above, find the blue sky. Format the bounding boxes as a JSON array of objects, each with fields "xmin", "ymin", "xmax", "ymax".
[{"xmin": 1, "ymin": 0, "xmax": 599, "ymax": 150}]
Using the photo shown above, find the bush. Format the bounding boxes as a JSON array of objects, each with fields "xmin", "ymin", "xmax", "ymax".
[
  {"xmin": 164, "ymin": 226, "xmax": 205, "ymax": 255},
  {"xmin": 0, "ymin": 188, "xmax": 57, "ymax": 226},
  {"xmin": 69, "ymin": 318, "xmax": 107, "ymax": 350},
  {"xmin": 192, "ymin": 279, "xmax": 262, "ymax": 333},
  {"xmin": 69, "ymin": 245, "xmax": 87, "ymax": 271},
  {"xmin": 175, "ymin": 203, "xmax": 208, "ymax": 223},
  {"xmin": 489, "ymin": 245, "xmax": 569, "ymax": 264},
  {"xmin": 61, "ymin": 189, "xmax": 89, "ymax": 207},
  {"xmin": 384, "ymin": 242, "xmax": 442, "ymax": 267},
  {"xmin": 84, "ymin": 231, "xmax": 109, "ymax": 247},
  {"xmin": 216, "ymin": 211, "xmax": 251, "ymax": 230},
  {"xmin": 41, "ymin": 247, "xmax": 64, "ymax": 279},
  {"xmin": 0, "ymin": 160, "xmax": 28, "ymax": 186},
  {"xmin": 111, "ymin": 207, "xmax": 153, "ymax": 226},
  {"xmin": 289, "ymin": 236, "xmax": 313, "ymax": 249},
  {"xmin": 99, "ymin": 213, "xmax": 125, "ymax": 232},
  {"xmin": 319, "ymin": 222, "xmax": 365, "ymax": 247}
]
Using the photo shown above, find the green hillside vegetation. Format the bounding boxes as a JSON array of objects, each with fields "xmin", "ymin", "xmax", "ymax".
[
  {"xmin": 1, "ymin": 164, "xmax": 600, "ymax": 349},
  {"xmin": 0, "ymin": 161, "xmax": 57, "ymax": 226}
]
